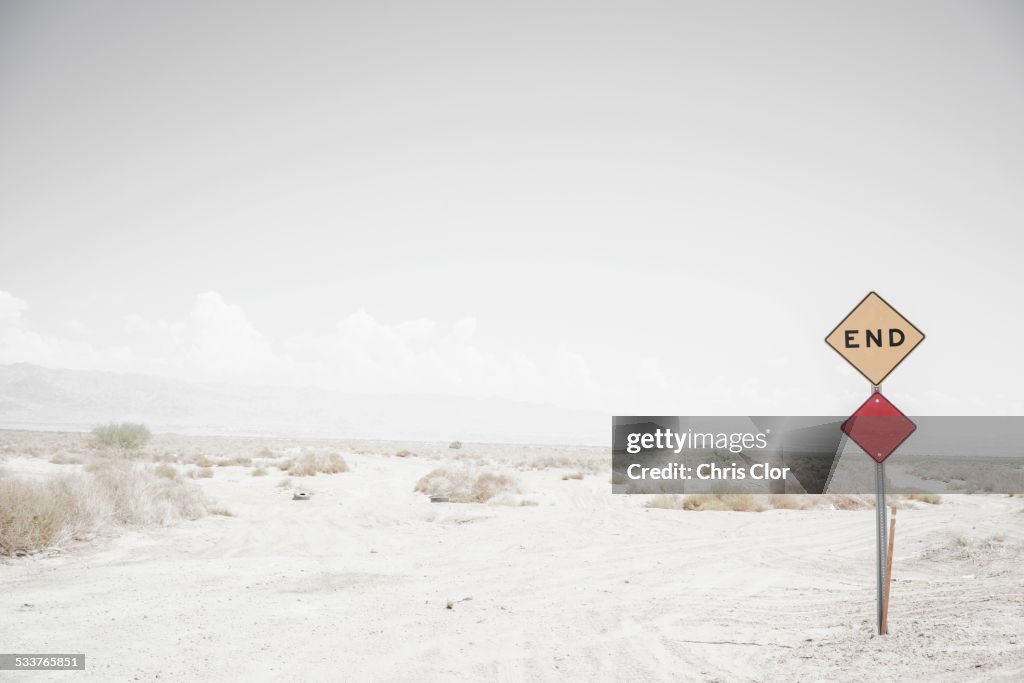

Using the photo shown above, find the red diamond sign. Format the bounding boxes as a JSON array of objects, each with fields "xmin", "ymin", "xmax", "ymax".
[{"xmin": 842, "ymin": 392, "xmax": 916, "ymax": 464}]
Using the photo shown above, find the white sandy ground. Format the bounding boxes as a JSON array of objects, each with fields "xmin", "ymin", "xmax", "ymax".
[{"xmin": 1, "ymin": 450, "xmax": 1023, "ymax": 683}]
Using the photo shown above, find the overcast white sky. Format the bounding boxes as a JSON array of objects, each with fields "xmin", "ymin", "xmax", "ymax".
[{"xmin": 2, "ymin": 1, "xmax": 1022, "ymax": 416}]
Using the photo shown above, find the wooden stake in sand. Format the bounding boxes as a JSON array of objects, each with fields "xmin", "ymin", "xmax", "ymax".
[{"xmin": 881, "ymin": 506, "xmax": 897, "ymax": 635}]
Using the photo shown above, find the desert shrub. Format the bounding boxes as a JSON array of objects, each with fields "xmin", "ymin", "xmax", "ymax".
[
  {"xmin": 209, "ymin": 507, "xmax": 234, "ymax": 517},
  {"xmin": 530, "ymin": 455, "xmax": 604, "ymax": 474},
  {"xmin": 0, "ymin": 479, "xmax": 77, "ymax": 554},
  {"xmin": 153, "ymin": 463, "xmax": 179, "ymax": 480},
  {"xmin": 0, "ymin": 464, "xmax": 208, "ymax": 556},
  {"xmin": 256, "ymin": 447, "xmax": 275, "ymax": 458},
  {"xmin": 252, "ymin": 467, "xmax": 268, "ymax": 477},
  {"xmin": 414, "ymin": 467, "xmax": 519, "ymax": 503},
  {"xmin": 91, "ymin": 422, "xmax": 151, "ymax": 453},
  {"xmin": 470, "ymin": 472, "xmax": 519, "ymax": 502},
  {"xmin": 562, "ymin": 472, "xmax": 584, "ymax": 480},
  {"xmin": 902, "ymin": 493, "xmax": 941, "ymax": 505},
  {"xmin": 217, "ymin": 457, "xmax": 252, "ymax": 467},
  {"xmin": 188, "ymin": 467, "xmax": 214, "ymax": 479},
  {"xmin": 185, "ymin": 454, "xmax": 215, "ymax": 468},
  {"xmin": 645, "ymin": 494, "xmax": 800, "ymax": 512},
  {"xmin": 89, "ymin": 461, "xmax": 207, "ymax": 526},
  {"xmin": 531, "ymin": 455, "xmax": 572, "ymax": 469},
  {"xmin": 449, "ymin": 441, "xmax": 463, "ymax": 449},
  {"xmin": 286, "ymin": 452, "xmax": 348, "ymax": 477},
  {"xmin": 396, "ymin": 449, "xmax": 414, "ymax": 458}
]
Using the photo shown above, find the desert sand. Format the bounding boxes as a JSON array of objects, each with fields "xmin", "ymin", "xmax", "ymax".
[{"xmin": 1, "ymin": 436, "xmax": 1022, "ymax": 682}]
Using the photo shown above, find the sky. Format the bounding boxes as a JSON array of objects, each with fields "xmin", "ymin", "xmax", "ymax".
[{"xmin": 1, "ymin": 1, "xmax": 1023, "ymax": 416}]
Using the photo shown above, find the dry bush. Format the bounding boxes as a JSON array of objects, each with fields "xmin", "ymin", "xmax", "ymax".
[
  {"xmin": 50, "ymin": 453, "xmax": 85, "ymax": 465},
  {"xmin": 901, "ymin": 493, "xmax": 941, "ymax": 505},
  {"xmin": 530, "ymin": 455, "xmax": 572, "ymax": 469},
  {"xmin": 764, "ymin": 495, "xmax": 810, "ymax": 510},
  {"xmin": 530, "ymin": 455, "xmax": 605, "ymax": 474},
  {"xmin": 396, "ymin": 449, "xmax": 414, "ymax": 458},
  {"xmin": 276, "ymin": 459, "xmax": 292, "ymax": 471},
  {"xmin": 185, "ymin": 454, "xmax": 215, "ymax": 468},
  {"xmin": 923, "ymin": 533, "xmax": 1013, "ymax": 563},
  {"xmin": 188, "ymin": 467, "xmax": 214, "ymax": 479},
  {"xmin": 646, "ymin": 494, "xmax": 815, "ymax": 512},
  {"xmin": 91, "ymin": 422, "xmax": 151, "ymax": 454},
  {"xmin": 209, "ymin": 507, "xmax": 234, "ymax": 517},
  {"xmin": 909, "ymin": 461, "xmax": 1017, "ymax": 494},
  {"xmin": 826, "ymin": 494, "xmax": 874, "ymax": 510},
  {"xmin": 88, "ymin": 461, "xmax": 207, "ymax": 526},
  {"xmin": 153, "ymin": 463, "xmax": 179, "ymax": 480},
  {"xmin": 217, "ymin": 457, "xmax": 252, "ymax": 467},
  {"xmin": 286, "ymin": 452, "xmax": 348, "ymax": 477},
  {"xmin": 471, "ymin": 473, "xmax": 519, "ymax": 502},
  {"xmin": 562, "ymin": 472, "xmax": 584, "ymax": 480},
  {"xmin": 414, "ymin": 467, "xmax": 519, "ymax": 503},
  {"xmin": 0, "ymin": 478, "xmax": 85, "ymax": 554},
  {"xmin": 252, "ymin": 467, "xmax": 268, "ymax": 477},
  {"xmin": 256, "ymin": 447, "xmax": 275, "ymax": 458},
  {"xmin": 0, "ymin": 463, "xmax": 208, "ymax": 556}
]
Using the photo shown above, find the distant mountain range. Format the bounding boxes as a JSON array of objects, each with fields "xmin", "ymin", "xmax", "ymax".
[{"xmin": 0, "ymin": 363, "xmax": 607, "ymax": 445}]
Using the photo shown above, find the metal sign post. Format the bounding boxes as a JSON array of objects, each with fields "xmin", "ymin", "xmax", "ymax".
[
  {"xmin": 872, "ymin": 384, "xmax": 887, "ymax": 636},
  {"xmin": 827, "ymin": 293, "xmax": 925, "ymax": 637},
  {"xmin": 874, "ymin": 462, "xmax": 887, "ymax": 634}
]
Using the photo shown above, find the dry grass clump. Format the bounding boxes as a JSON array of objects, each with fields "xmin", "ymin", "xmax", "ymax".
[
  {"xmin": 414, "ymin": 467, "xmax": 520, "ymax": 503},
  {"xmin": 252, "ymin": 467, "xmax": 268, "ymax": 477},
  {"xmin": 153, "ymin": 463, "xmax": 179, "ymax": 480},
  {"xmin": 901, "ymin": 493, "xmax": 942, "ymax": 505},
  {"xmin": 0, "ymin": 478, "xmax": 92, "ymax": 555},
  {"xmin": 646, "ymin": 494, "xmax": 828, "ymax": 511},
  {"xmin": 185, "ymin": 454, "xmax": 215, "ymax": 468},
  {"xmin": 646, "ymin": 494, "xmax": 765, "ymax": 511},
  {"xmin": 0, "ymin": 463, "xmax": 208, "ymax": 556},
  {"xmin": 217, "ymin": 456, "xmax": 253, "ymax": 467},
  {"xmin": 256, "ymin": 447, "xmax": 275, "ymax": 458},
  {"xmin": 50, "ymin": 453, "xmax": 85, "ymax": 465},
  {"xmin": 530, "ymin": 455, "xmax": 605, "ymax": 474},
  {"xmin": 396, "ymin": 449, "xmax": 414, "ymax": 458},
  {"xmin": 209, "ymin": 507, "xmax": 234, "ymax": 517},
  {"xmin": 562, "ymin": 472, "xmax": 584, "ymax": 480},
  {"xmin": 923, "ymin": 533, "xmax": 1014, "ymax": 563},
  {"xmin": 286, "ymin": 452, "xmax": 349, "ymax": 477},
  {"xmin": 909, "ymin": 461, "xmax": 1018, "ymax": 494},
  {"xmin": 188, "ymin": 467, "xmax": 214, "ymax": 479}
]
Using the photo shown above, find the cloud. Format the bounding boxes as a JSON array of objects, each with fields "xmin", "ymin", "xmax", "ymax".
[
  {"xmin": 283, "ymin": 309, "xmax": 593, "ymax": 404},
  {"xmin": 187, "ymin": 292, "xmax": 280, "ymax": 378},
  {"xmin": 0, "ymin": 290, "xmax": 132, "ymax": 371},
  {"xmin": 0, "ymin": 290, "xmax": 601, "ymax": 407},
  {"xmin": 0, "ymin": 291, "xmax": 28, "ymax": 322}
]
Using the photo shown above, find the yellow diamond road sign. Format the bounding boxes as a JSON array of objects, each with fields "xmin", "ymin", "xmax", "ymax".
[{"xmin": 825, "ymin": 292, "xmax": 925, "ymax": 386}]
